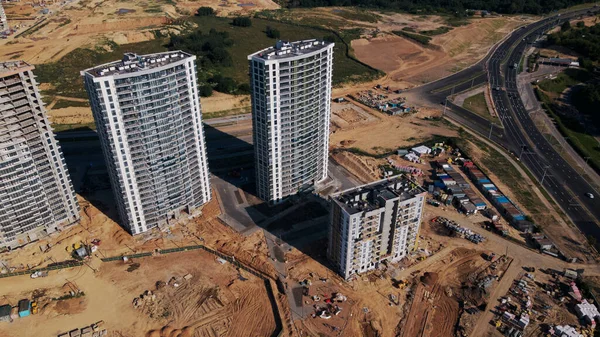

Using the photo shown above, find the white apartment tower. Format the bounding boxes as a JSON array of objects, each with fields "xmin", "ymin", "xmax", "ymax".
[
  {"xmin": 0, "ymin": 2, "xmax": 8, "ymax": 33},
  {"xmin": 0, "ymin": 61, "xmax": 80, "ymax": 248},
  {"xmin": 248, "ymin": 40, "xmax": 334, "ymax": 203},
  {"xmin": 81, "ymin": 52, "xmax": 211, "ymax": 235},
  {"xmin": 328, "ymin": 175, "xmax": 426, "ymax": 280}
]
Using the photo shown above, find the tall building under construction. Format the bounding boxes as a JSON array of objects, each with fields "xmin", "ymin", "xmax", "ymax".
[
  {"xmin": 81, "ymin": 51, "xmax": 211, "ymax": 235},
  {"xmin": 248, "ymin": 40, "xmax": 334, "ymax": 203},
  {"xmin": 0, "ymin": 61, "xmax": 80, "ymax": 248},
  {"xmin": 0, "ymin": 2, "xmax": 8, "ymax": 33},
  {"xmin": 328, "ymin": 176, "xmax": 426, "ymax": 279}
]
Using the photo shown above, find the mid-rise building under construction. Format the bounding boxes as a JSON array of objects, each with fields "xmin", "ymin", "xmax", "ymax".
[{"xmin": 328, "ymin": 175, "xmax": 426, "ymax": 279}]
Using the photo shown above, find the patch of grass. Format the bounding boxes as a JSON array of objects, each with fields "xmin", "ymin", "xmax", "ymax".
[
  {"xmin": 52, "ymin": 100, "xmax": 90, "ymax": 109},
  {"xmin": 420, "ymin": 26, "xmax": 452, "ymax": 36},
  {"xmin": 202, "ymin": 106, "xmax": 250, "ymax": 120},
  {"xmin": 332, "ymin": 9, "xmax": 381, "ymax": 23},
  {"xmin": 35, "ymin": 39, "xmax": 168, "ymax": 99},
  {"xmin": 52, "ymin": 122, "xmax": 97, "ymax": 133},
  {"xmin": 392, "ymin": 30, "xmax": 431, "ymax": 45},
  {"xmin": 537, "ymin": 68, "xmax": 591, "ymax": 94},
  {"xmin": 188, "ymin": 16, "xmax": 380, "ymax": 85},
  {"xmin": 463, "ymin": 92, "xmax": 495, "ymax": 121}
]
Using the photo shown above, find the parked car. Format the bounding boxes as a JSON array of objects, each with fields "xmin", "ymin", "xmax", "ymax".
[{"xmin": 585, "ymin": 192, "xmax": 594, "ymax": 199}]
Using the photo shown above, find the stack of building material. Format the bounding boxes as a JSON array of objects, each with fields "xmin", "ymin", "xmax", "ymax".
[{"xmin": 575, "ymin": 300, "xmax": 600, "ymax": 328}]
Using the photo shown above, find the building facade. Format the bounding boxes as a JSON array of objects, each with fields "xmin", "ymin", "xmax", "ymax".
[
  {"xmin": 248, "ymin": 40, "xmax": 334, "ymax": 202},
  {"xmin": 0, "ymin": 61, "xmax": 80, "ymax": 248},
  {"xmin": 81, "ymin": 52, "xmax": 211, "ymax": 235},
  {"xmin": 328, "ymin": 175, "xmax": 426, "ymax": 279},
  {"xmin": 0, "ymin": 3, "xmax": 7, "ymax": 33}
]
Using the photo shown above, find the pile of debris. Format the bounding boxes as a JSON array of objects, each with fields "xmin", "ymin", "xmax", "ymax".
[
  {"xmin": 311, "ymin": 293, "xmax": 347, "ymax": 319},
  {"xmin": 434, "ymin": 217, "xmax": 485, "ymax": 244}
]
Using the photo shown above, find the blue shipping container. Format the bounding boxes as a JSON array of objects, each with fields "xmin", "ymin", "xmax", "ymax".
[
  {"xmin": 495, "ymin": 196, "xmax": 509, "ymax": 204},
  {"xmin": 434, "ymin": 181, "xmax": 445, "ymax": 188},
  {"xmin": 478, "ymin": 179, "xmax": 491, "ymax": 184}
]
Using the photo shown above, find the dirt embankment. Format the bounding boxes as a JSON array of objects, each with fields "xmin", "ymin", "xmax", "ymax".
[{"xmin": 351, "ymin": 16, "xmax": 535, "ymax": 86}]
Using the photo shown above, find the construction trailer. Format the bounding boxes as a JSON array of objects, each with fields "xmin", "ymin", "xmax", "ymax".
[
  {"xmin": 18, "ymin": 299, "xmax": 30, "ymax": 317},
  {"xmin": 0, "ymin": 304, "xmax": 11, "ymax": 322}
]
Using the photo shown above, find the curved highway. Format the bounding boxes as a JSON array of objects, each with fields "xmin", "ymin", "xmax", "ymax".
[
  {"xmin": 489, "ymin": 12, "xmax": 600, "ymax": 241},
  {"xmin": 409, "ymin": 7, "xmax": 600, "ymax": 243}
]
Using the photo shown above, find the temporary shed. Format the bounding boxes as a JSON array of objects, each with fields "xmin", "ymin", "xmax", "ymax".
[
  {"xmin": 0, "ymin": 305, "xmax": 11, "ymax": 322},
  {"xmin": 411, "ymin": 145, "xmax": 431, "ymax": 156},
  {"xmin": 18, "ymin": 299, "xmax": 30, "ymax": 317}
]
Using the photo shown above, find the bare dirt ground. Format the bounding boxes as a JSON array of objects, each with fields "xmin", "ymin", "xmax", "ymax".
[
  {"xmin": 0, "ymin": 249, "xmax": 276, "ymax": 337},
  {"xmin": 351, "ymin": 16, "xmax": 536, "ymax": 86},
  {"xmin": 330, "ymin": 103, "xmax": 455, "ymax": 155}
]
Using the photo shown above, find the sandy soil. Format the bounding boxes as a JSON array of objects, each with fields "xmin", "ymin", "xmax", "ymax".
[
  {"xmin": 330, "ymin": 102, "xmax": 455, "ymax": 155},
  {"xmin": 201, "ymin": 92, "xmax": 250, "ymax": 114},
  {"xmin": 351, "ymin": 16, "xmax": 536, "ymax": 86},
  {"xmin": 176, "ymin": 0, "xmax": 279, "ymax": 17},
  {"xmin": 0, "ymin": 249, "xmax": 275, "ymax": 337},
  {"xmin": 48, "ymin": 106, "xmax": 95, "ymax": 125}
]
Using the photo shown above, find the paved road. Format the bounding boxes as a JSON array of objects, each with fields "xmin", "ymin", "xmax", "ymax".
[
  {"xmin": 488, "ymin": 11, "xmax": 600, "ymax": 243},
  {"xmin": 407, "ymin": 8, "xmax": 600, "ymax": 243}
]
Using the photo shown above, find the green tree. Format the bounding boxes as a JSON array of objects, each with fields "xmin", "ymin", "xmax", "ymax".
[
  {"xmin": 199, "ymin": 84, "xmax": 213, "ymax": 97},
  {"xmin": 232, "ymin": 17, "xmax": 252, "ymax": 27},
  {"xmin": 576, "ymin": 21, "xmax": 585, "ymax": 28},
  {"xmin": 265, "ymin": 26, "xmax": 281, "ymax": 39},
  {"xmin": 561, "ymin": 20, "xmax": 571, "ymax": 31},
  {"xmin": 196, "ymin": 6, "xmax": 215, "ymax": 16}
]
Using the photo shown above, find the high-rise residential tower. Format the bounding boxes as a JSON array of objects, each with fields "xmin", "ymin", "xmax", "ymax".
[
  {"xmin": 248, "ymin": 40, "xmax": 334, "ymax": 203},
  {"xmin": 0, "ymin": 3, "xmax": 8, "ymax": 33},
  {"xmin": 328, "ymin": 175, "xmax": 426, "ymax": 280},
  {"xmin": 81, "ymin": 51, "xmax": 211, "ymax": 235},
  {"xmin": 0, "ymin": 61, "xmax": 80, "ymax": 248}
]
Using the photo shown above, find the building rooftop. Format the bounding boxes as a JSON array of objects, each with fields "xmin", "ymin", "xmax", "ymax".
[
  {"xmin": 248, "ymin": 39, "xmax": 333, "ymax": 61},
  {"xmin": 81, "ymin": 51, "xmax": 193, "ymax": 78},
  {"xmin": 332, "ymin": 175, "xmax": 425, "ymax": 215},
  {"xmin": 0, "ymin": 61, "xmax": 33, "ymax": 77}
]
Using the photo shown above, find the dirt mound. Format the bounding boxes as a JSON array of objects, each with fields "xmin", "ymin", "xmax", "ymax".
[
  {"xmin": 420, "ymin": 272, "xmax": 439, "ymax": 287},
  {"xmin": 146, "ymin": 331, "xmax": 161, "ymax": 337},
  {"xmin": 54, "ymin": 297, "xmax": 87, "ymax": 315}
]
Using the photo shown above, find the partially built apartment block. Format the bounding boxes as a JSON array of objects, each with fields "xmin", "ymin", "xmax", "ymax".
[
  {"xmin": 328, "ymin": 175, "xmax": 426, "ymax": 279},
  {"xmin": 0, "ymin": 61, "xmax": 80, "ymax": 248}
]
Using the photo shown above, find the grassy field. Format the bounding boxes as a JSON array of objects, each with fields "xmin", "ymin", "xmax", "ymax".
[
  {"xmin": 52, "ymin": 99, "xmax": 90, "ymax": 109},
  {"xmin": 462, "ymin": 92, "xmax": 494, "ymax": 121},
  {"xmin": 188, "ymin": 16, "xmax": 379, "ymax": 85},
  {"xmin": 537, "ymin": 68, "xmax": 591, "ymax": 94},
  {"xmin": 392, "ymin": 30, "xmax": 432, "ymax": 45},
  {"xmin": 34, "ymin": 16, "xmax": 379, "ymax": 99},
  {"xmin": 36, "ymin": 40, "xmax": 169, "ymax": 99}
]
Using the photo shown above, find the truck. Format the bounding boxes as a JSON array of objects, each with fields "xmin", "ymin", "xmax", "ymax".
[{"xmin": 483, "ymin": 252, "xmax": 496, "ymax": 262}]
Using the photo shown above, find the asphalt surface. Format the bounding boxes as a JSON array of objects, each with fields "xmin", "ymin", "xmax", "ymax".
[
  {"xmin": 489, "ymin": 12, "xmax": 600, "ymax": 241},
  {"xmin": 408, "ymin": 8, "xmax": 600, "ymax": 243}
]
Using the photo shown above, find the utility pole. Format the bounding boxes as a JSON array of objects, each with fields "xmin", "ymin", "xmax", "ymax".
[
  {"xmin": 488, "ymin": 123, "xmax": 494, "ymax": 139},
  {"xmin": 470, "ymin": 77, "xmax": 475, "ymax": 89},
  {"xmin": 585, "ymin": 157, "xmax": 591, "ymax": 165},
  {"xmin": 519, "ymin": 145, "xmax": 526, "ymax": 161},
  {"xmin": 541, "ymin": 165, "xmax": 551, "ymax": 185}
]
